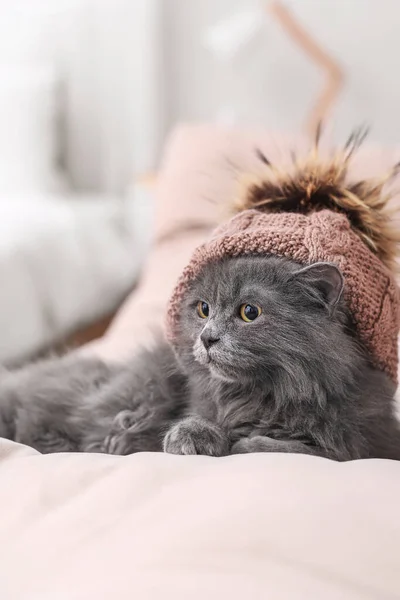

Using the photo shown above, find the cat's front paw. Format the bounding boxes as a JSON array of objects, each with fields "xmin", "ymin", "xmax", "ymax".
[
  {"xmin": 103, "ymin": 406, "xmax": 155, "ymax": 455},
  {"xmin": 163, "ymin": 417, "xmax": 229, "ymax": 457}
]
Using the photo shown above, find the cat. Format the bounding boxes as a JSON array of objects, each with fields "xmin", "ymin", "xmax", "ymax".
[{"xmin": 0, "ymin": 254, "xmax": 399, "ymax": 461}]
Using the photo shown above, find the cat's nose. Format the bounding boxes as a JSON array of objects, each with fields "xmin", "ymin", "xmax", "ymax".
[{"xmin": 201, "ymin": 330, "xmax": 220, "ymax": 350}]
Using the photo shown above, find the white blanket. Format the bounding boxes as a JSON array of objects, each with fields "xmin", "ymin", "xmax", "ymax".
[
  {"xmin": 0, "ymin": 439, "xmax": 399, "ymax": 600},
  {"xmin": 0, "ymin": 195, "xmax": 149, "ymax": 362}
]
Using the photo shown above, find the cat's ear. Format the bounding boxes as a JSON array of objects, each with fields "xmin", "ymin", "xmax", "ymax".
[{"xmin": 291, "ymin": 262, "xmax": 344, "ymax": 311}]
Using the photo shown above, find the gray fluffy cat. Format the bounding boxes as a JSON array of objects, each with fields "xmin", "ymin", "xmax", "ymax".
[{"xmin": 0, "ymin": 254, "xmax": 399, "ymax": 461}]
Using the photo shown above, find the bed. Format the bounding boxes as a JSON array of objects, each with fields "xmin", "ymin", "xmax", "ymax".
[{"xmin": 1, "ymin": 124, "xmax": 400, "ymax": 600}]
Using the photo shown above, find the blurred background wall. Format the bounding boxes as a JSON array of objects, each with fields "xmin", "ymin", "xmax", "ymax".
[
  {"xmin": 2, "ymin": 0, "xmax": 399, "ymax": 194},
  {"xmin": 163, "ymin": 0, "xmax": 400, "ymax": 143}
]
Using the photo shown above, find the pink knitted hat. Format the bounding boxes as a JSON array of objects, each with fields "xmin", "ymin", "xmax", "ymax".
[{"xmin": 166, "ymin": 139, "xmax": 400, "ymax": 383}]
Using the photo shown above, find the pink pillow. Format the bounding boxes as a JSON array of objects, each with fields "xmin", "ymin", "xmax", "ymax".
[{"xmin": 84, "ymin": 124, "xmax": 400, "ymax": 362}]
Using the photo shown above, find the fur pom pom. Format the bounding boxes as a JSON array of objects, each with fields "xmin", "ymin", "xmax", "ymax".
[{"xmin": 236, "ymin": 128, "xmax": 400, "ymax": 272}]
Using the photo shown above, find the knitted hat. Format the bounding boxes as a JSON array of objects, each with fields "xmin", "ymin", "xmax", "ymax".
[{"xmin": 166, "ymin": 135, "xmax": 400, "ymax": 383}]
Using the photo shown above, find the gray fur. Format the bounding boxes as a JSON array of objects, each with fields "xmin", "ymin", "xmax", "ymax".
[
  {"xmin": 0, "ymin": 344, "xmax": 187, "ymax": 454},
  {"xmin": 0, "ymin": 255, "xmax": 399, "ymax": 461}
]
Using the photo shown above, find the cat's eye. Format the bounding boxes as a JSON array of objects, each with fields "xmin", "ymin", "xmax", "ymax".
[
  {"xmin": 240, "ymin": 303, "xmax": 262, "ymax": 322},
  {"xmin": 197, "ymin": 301, "xmax": 209, "ymax": 319}
]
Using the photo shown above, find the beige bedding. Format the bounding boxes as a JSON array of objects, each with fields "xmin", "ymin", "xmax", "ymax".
[
  {"xmin": 1, "ymin": 125, "xmax": 400, "ymax": 599},
  {"xmin": 1, "ymin": 439, "xmax": 400, "ymax": 600}
]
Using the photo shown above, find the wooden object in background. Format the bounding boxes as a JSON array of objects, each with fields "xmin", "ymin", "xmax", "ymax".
[{"xmin": 267, "ymin": 1, "xmax": 344, "ymax": 138}]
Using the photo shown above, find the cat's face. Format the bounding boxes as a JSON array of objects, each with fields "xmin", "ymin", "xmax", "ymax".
[{"xmin": 175, "ymin": 255, "xmax": 347, "ymax": 384}]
